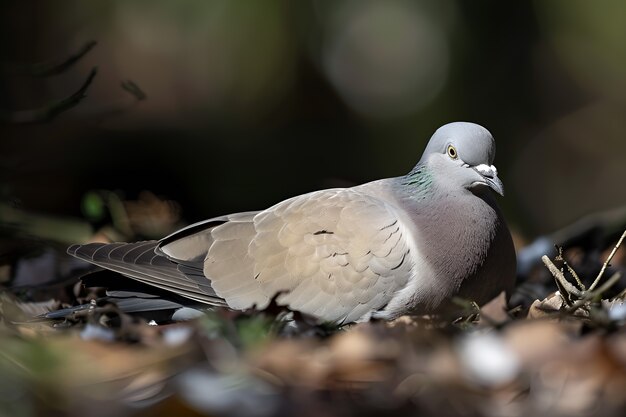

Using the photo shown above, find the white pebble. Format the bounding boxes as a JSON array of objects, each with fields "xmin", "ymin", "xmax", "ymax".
[{"xmin": 458, "ymin": 331, "xmax": 520, "ymax": 386}]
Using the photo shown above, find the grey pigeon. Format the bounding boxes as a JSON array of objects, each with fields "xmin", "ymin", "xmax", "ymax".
[{"xmin": 68, "ymin": 122, "xmax": 516, "ymax": 324}]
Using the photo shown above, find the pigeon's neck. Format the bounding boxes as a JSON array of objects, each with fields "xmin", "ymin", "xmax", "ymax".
[{"xmin": 397, "ymin": 164, "xmax": 434, "ymax": 199}]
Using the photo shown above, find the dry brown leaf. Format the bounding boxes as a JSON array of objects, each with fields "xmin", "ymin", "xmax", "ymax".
[{"xmin": 527, "ymin": 292, "xmax": 565, "ymax": 319}]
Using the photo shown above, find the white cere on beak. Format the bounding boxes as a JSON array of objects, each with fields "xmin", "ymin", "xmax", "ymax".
[{"xmin": 474, "ymin": 164, "xmax": 498, "ymax": 178}]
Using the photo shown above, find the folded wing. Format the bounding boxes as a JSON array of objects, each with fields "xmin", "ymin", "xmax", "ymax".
[
  {"xmin": 160, "ymin": 188, "xmax": 413, "ymax": 323},
  {"xmin": 70, "ymin": 188, "xmax": 413, "ymax": 323}
]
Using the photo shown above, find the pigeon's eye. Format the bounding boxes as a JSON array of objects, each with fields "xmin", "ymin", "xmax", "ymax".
[{"xmin": 447, "ymin": 145, "xmax": 458, "ymax": 160}]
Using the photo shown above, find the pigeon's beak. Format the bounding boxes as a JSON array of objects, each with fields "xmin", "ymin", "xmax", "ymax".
[{"xmin": 471, "ymin": 164, "xmax": 504, "ymax": 196}]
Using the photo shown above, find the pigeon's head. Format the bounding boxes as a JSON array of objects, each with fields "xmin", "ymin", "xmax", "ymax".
[{"xmin": 419, "ymin": 122, "xmax": 504, "ymax": 196}]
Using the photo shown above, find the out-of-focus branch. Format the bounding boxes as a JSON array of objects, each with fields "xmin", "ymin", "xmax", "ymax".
[
  {"xmin": 5, "ymin": 41, "xmax": 97, "ymax": 77},
  {"xmin": 1, "ymin": 67, "xmax": 97, "ymax": 124},
  {"xmin": 121, "ymin": 80, "xmax": 147, "ymax": 101}
]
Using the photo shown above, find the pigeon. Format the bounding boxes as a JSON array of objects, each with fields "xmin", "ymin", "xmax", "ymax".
[{"xmin": 68, "ymin": 122, "xmax": 516, "ymax": 324}]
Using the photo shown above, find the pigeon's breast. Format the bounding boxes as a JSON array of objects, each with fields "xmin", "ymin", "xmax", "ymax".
[{"xmin": 383, "ymin": 188, "xmax": 514, "ymax": 315}]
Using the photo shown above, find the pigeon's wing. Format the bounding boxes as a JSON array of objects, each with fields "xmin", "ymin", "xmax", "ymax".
[
  {"xmin": 68, "ymin": 240, "xmax": 226, "ymax": 306},
  {"xmin": 159, "ymin": 188, "xmax": 414, "ymax": 323}
]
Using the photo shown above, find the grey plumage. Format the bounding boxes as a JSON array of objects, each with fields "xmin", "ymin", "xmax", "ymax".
[{"xmin": 68, "ymin": 122, "xmax": 516, "ymax": 324}]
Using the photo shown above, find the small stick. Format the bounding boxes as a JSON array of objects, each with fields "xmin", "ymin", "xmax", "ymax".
[
  {"xmin": 565, "ymin": 263, "xmax": 585, "ymax": 291},
  {"xmin": 588, "ymin": 230, "xmax": 626, "ymax": 291},
  {"xmin": 558, "ymin": 247, "xmax": 585, "ymax": 291},
  {"xmin": 564, "ymin": 272, "xmax": 622, "ymax": 314},
  {"xmin": 542, "ymin": 255, "xmax": 583, "ymax": 297},
  {"xmin": 589, "ymin": 271, "xmax": 622, "ymax": 300}
]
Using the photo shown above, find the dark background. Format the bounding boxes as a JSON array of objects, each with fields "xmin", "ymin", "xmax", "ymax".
[{"xmin": 2, "ymin": 0, "xmax": 625, "ymax": 242}]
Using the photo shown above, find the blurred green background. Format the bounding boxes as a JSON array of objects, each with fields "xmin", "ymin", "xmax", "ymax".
[{"xmin": 2, "ymin": 0, "xmax": 626, "ymax": 239}]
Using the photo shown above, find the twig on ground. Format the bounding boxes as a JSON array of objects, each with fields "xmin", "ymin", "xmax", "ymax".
[
  {"xmin": 555, "ymin": 246, "xmax": 585, "ymax": 291},
  {"xmin": 589, "ymin": 230, "xmax": 626, "ymax": 291},
  {"xmin": 542, "ymin": 229, "xmax": 626, "ymax": 317},
  {"xmin": 541, "ymin": 255, "xmax": 582, "ymax": 298}
]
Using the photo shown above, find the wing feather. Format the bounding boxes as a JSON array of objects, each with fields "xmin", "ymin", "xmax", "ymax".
[
  {"xmin": 204, "ymin": 187, "xmax": 413, "ymax": 322},
  {"xmin": 68, "ymin": 241, "xmax": 226, "ymax": 306}
]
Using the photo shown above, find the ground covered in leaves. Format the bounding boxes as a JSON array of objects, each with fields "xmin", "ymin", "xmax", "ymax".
[{"xmin": 1, "ymin": 194, "xmax": 626, "ymax": 417}]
